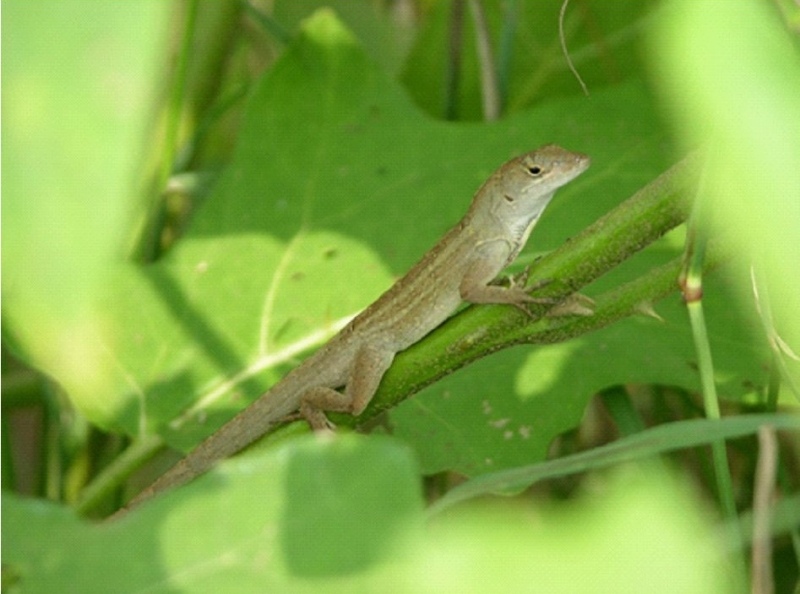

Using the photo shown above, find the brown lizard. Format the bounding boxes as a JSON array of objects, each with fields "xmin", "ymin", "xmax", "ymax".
[{"xmin": 120, "ymin": 144, "xmax": 590, "ymax": 512}]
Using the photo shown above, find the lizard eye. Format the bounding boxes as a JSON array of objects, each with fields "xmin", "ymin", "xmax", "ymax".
[
  {"xmin": 527, "ymin": 165, "xmax": 542, "ymax": 175},
  {"xmin": 503, "ymin": 194, "xmax": 515, "ymax": 203}
]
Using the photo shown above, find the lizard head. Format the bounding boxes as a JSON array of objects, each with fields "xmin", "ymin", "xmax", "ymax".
[{"xmin": 475, "ymin": 144, "xmax": 591, "ymax": 242}]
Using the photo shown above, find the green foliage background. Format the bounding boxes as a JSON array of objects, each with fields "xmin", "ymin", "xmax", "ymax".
[{"xmin": 3, "ymin": 0, "xmax": 799, "ymax": 592}]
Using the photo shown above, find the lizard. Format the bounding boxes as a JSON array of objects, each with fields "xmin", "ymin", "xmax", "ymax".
[{"xmin": 119, "ymin": 144, "xmax": 590, "ymax": 513}]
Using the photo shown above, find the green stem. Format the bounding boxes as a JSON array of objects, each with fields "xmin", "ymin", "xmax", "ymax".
[
  {"xmin": 444, "ymin": 0, "xmax": 466, "ymax": 120},
  {"xmin": 74, "ymin": 434, "xmax": 164, "ymax": 516},
  {"xmin": 600, "ymin": 387, "xmax": 646, "ymax": 437},
  {"xmin": 135, "ymin": 0, "xmax": 198, "ymax": 263},
  {"xmin": 679, "ymin": 162, "xmax": 737, "ymax": 522},
  {"xmin": 495, "ymin": 0, "xmax": 517, "ymax": 107},
  {"xmin": 469, "ymin": 0, "xmax": 501, "ymax": 120},
  {"xmin": 242, "ymin": 1, "xmax": 292, "ymax": 45},
  {"xmin": 429, "ymin": 413, "xmax": 800, "ymax": 515}
]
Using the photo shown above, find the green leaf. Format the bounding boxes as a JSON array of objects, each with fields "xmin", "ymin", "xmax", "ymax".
[
  {"xmin": 428, "ymin": 412, "xmax": 800, "ymax": 513},
  {"xmin": 414, "ymin": 468, "xmax": 742, "ymax": 594},
  {"xmin": 2, "ymin": 454, "xmax": 742, "ymax": 593},
  {"xmin": 395, "ymin": 267, "xmax": 771, "ymax": 476},
  {"xmin": 2, "ymin": 434, "xmax": 423, "ymax": 592},
  {"xmin": 274, "ymin": 0, "xmax": 412, "ymax": 75},
  {"xmin": 1, "ymin": 0, "xmax": 171, "ymax": 397},
  {"xmin": 648, "ymin": 0, "xmax": 800, "ymax": 398}
]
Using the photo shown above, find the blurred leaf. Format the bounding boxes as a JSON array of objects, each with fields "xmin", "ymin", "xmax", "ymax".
[
  {"xmin": 2, "ymin": 435, "xmax": 743, "ymax": 593},
  {"xmin": 1, "ymin": 0, "xmax": 170, "ymax": 394},
  {"xmin": 648, "ymin": 0, "xmax": 800, "ymax": 396},
  {"xmin": 414, "ymin": 467, "xmax": 741, "ymax": 594},
  {"xmin": 1, "ymin": 434, "xmax": 424, "ymax": 592},
  {"xmin": 274, "ymin": 0, "xmax": 413, "ymax": 74}
]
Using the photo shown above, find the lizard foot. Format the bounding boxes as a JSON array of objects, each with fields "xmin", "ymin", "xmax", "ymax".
[
  {"xmin": 519, "ymin": 273, "xmax": 557, "ymax": 304},
  {"xmin": 509, "ymin": 266, "xmax": 555, "ymax": 294},
  {"xmin": 546, "ymin": 293, "xmax": 595, "ymax": 317},
  {"xmin": 299, "ymin": 402, "xmax": 337, "ymax": 432}
]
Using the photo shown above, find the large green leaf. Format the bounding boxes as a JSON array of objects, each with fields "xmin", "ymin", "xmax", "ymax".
[
  {"xmin": 1, "ymin": 436, "xmax": 739, "ymax": 593},
  {"xmin": 1, "ymin": 0, "xmax": 170, "ymax": 398},
  {"xmin": 648, "ymin": 0, "xmax": 800, "ymax": 397},
  {"xmin": 2, "ymin": 434, "xmax": 425, "ymax": 593},
  {"xmin": 391, "ymin": 261, "xmax": 770, "ymax": 476},
  {"xmin": 4, "ymin": 9, "xmax": 769, "ymax": 479}
]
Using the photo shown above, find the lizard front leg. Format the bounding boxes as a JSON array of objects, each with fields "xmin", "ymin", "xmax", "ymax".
[
  {"xmin": 459, "ymin": 242, "xmax": 548, "ymax": 311},
  {"xmin": 300, "ymin": 345, "xmax": 395, "ymax": 430}
]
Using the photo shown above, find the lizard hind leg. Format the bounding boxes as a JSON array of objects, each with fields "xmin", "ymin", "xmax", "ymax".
[{"xmin": 299, "ymin": 345, "xmax": 395, "ymax": 431}]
